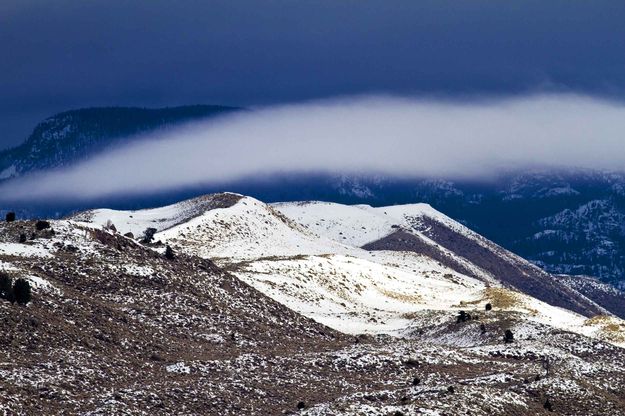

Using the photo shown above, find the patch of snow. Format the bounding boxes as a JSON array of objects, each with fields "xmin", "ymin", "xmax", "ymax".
[
  {"xmin": 122, "ymin": 264, "xmax": 154, "ymax": 277},
  {"xmin": 0, "ymin": 243, "xmax": 52, "ymax": 258},
  {"xmin": 166, "ymin": 362, "xmax": 191, "ymax": 374},
  {"xmin": 24, "ymin": 274, "xmax": 61, "ymax": 295}
]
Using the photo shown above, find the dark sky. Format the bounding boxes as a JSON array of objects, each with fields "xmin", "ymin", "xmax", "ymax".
[{"xmin": 2, "ymin": 0, "xmax": 625, "ymax": 149}]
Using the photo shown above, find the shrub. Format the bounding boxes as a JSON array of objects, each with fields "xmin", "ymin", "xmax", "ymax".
[
  {"xmin": 485, "ymin": 303, "xmax": 492, "ymax": 311},
  {"xmin": 124, "ymin": 232, "xmax": 134, "ymax": 239},
  {"xmin": 457, "ymin": 310, "xmax": 471, "ymax": 323},
  {"xmin": 504, "ymin": 329, "xmax": 514, "ymax": 343},
  {"xmin": 297, "ymin": 401, "xmax": 306, "ymax": 410},
  {"xmin": 165, "ymin": 245, "xmax": 175, "ymax": 260},
  {"xmin": 19, "ymin": 233, "xmax": 27, "ymax": 243},
  {"xmin": 13, "ymin": 278, "xmax": 31, "ymax": 305},
  {"xmin": 447, "ymin": 386, "xmax": 455, "ymax": 394},
  {"xmin": 403, "ymin": 358, "xmax": 419, "ymax": 368},
  {"xmin": 544, "ymin": 398, "xmax": 553, "ymax": 412},
  {"xmin": 480, "ymin": 323, "xmax": 486, "ymax": 334},
  {"xmin": 412, "ymin": 377, "xmax": 420, "ymax": 386},
  {"xmin": 5, "ymin": 212, "xmax": 15, "ymax": 222},
  {"xmin": 0, "ymin": 273, "xmax": 13, "ymax": 300},
  {"xmin": 35, "ymin": 220, "xmax": 50, "ymax": 231},
  {"xmin": 142, "ymin": 227, "xmax": 157, "ymax": 243}
]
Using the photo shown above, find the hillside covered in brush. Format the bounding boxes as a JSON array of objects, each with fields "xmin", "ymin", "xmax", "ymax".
[{"xmin": 2, "ymin": 193, "xmax": 619, "ymax": 414}]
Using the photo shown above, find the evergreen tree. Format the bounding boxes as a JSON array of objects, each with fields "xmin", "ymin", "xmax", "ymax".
[
  {"xmin": 142, "ymin": 227, "xmax": 157, "ymax": 243},
  {"xmin": 5, "ymin": 212, "xmax": 15, "ymax": 222},
  {"xmin": 165, "ymin": 245, "xmax": 175, "ymax": 260},
  {"xmin": 13, "ymin": 278, "xmax": 32, "ymax": 305},
  {"xmin": 457, "ymin": 310, "xmax": 470, "ymax": 323},
  {"xmin": 35, "ymin": 220, "xmax": 50, "ymax": 231}
]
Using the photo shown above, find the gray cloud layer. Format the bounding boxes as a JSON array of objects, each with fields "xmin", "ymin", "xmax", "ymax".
[
  {"xmin": 3, "ymin": 1, "xmax": 625, "ymax": 147},
  {"xmin": 2, "ymin": 94, "xmax": 625, "ymax": 201}
]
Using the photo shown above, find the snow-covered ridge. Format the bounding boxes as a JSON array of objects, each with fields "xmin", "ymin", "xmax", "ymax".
[
  {"xmin": 70, "ymin": 192, "xmax": 243, "ymax": 237},
  {"xmin": 68, "ymin": 193, "xmax": 625, "ymax": 347},
  {"xmin": 274, "ymin": 200, "xmax": 487, "ymax": 247},
  {"xmin": 4, "ymin": 194, "xmax": 625, "ymax": 414}
]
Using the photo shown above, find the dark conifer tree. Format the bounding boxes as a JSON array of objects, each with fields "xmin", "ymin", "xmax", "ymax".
[
  {"xmin": 35, "ymin": 220, "xmax": 50, "ymax": 231},
  {"xmin": 142, "ymin": 227, "xmax": 157, "ymax": 243},
  {"xmin": 13, "ymin": 278, "xmax": 32, "ymax": 305},
  {"xmin": 457, "ymin": 310, "xmax": 470, "ymax": 323},
  {"xmin": 165, "ymin": 245, "xmax": 175, "ymax": 260}
]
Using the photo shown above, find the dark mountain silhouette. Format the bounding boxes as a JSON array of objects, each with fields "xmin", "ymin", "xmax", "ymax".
[{"xmin": 0, "ymin": 105, "xmax": 241, "ymax": 178}]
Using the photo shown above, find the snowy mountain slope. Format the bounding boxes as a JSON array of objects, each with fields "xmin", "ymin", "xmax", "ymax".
[
  {"xmin": 0, "ymin": 218, "xmax": 354, "ymax": 415},
  {"xmin": 558, "ymin": 273, "xmax": 625, "ymax": 318},
  {"xmin": 71, "ymin": 192, "xmax": 242, "ymax": 237},
  {"xmin": 232, "ymin": 251, "xmax": 484, "ymax": 335},
  {"xmin": 73, "ymin": 194, "xmax": 625, "ymax": 346},
  {"xmin": 155, "ymin": 197, "xmax": 359, "ymax": 261},
  {"xmin": 80, "ymin": 197, "xmax": 495, "ymax": 334},
  {"xmin": 274, "ymin": 201, "xmax": 399, "ymax": 247},
  {"xmin": 276, "ymin": 201, "xmax": 611, "ymax": 318},
  {"xmin": 4, "ymin": 196, "xmax": 625, "ymax": 414}
]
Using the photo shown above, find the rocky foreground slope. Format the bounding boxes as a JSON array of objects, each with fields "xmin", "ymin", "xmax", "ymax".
[{"xmin": 1, "ymin": 193, "xmax": 625, "ymax": 414}]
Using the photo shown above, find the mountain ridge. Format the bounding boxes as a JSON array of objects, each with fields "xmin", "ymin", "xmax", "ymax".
[
  {"xmin": 0, "ymin": 105, "xmax": 241, "ymax": 179},
  {"xmin": 2, "ymin": 192, "xmax": 625, "ymax": 414},
  {"xmin": 71, "ymin": 193, "xmax": 625, "ymax": 324}
]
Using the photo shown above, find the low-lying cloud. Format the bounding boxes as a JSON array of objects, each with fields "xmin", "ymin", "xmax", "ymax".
[{"xmin": 3, "ymin": 94, "xmax": 625, "ymax": 202}]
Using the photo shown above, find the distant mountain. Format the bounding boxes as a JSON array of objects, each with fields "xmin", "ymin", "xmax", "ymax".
[
  {"xmin": 0, "ymin": 105, "xmax": 240, "ymax": 178},
  {"xmin": 355, "ymin": 170, "xmax": 625, "ymax": 289}
]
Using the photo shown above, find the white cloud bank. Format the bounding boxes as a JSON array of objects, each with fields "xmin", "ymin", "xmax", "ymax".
[{"xmin": 3, "ymin": 93, "xmax": 625, "ymax": 201}]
